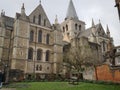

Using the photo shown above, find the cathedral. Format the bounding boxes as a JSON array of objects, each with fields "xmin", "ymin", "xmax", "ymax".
[{"xmin": 0, "ymin": 0, "xmax": 113, "ymax": 80}]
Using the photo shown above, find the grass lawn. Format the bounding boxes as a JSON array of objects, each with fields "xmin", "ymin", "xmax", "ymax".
[{"xmin": 5, "ymin": 82, "xmax": 120, "ymax": 90}]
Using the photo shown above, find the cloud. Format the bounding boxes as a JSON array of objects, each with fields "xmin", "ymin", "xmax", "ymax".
[{"xmin": 0, "ymin": 0, "xmax": 119, "ymax": 46}]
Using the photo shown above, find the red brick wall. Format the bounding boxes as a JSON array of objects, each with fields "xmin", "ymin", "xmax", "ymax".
[{"xmin": 96, "ymin": 64, "xmax": 120, "ymax": 82}]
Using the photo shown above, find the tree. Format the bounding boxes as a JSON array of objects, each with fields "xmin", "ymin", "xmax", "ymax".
[
  {"xmin": 115, "ymin": 0, "xmax": 120, "ymax": 20},
  {"xmin": 63, "ymin": 37, "xmax": 102, "ymax": 80}
]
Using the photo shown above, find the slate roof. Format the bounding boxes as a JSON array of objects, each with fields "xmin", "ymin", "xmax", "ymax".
[
  {"xmin": 3, "ymin": 15, "xmax": 14, "ymax": 28},
  {"xmin": 79, "ymin": 23, "xmax": 108, "ymax": 38},
  {"xmin": 66, "ymin": 0, "xmax": 78, "ymax": 20}
]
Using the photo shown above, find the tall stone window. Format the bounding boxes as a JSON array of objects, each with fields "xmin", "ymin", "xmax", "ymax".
[
  {"xmin": 66, "ymin": 24, "xmax": 68, "ymax": 31},
  {"xmin": 38, "ymin": 14, "xmax": 41, "ymax": 25},
  {"xmin": 36, "ymin": 65, "xmax": 42, "ymax": 71},
  {"xmin": 39, "ymin": 65, "xmax": 42, "ymax": 71},
  {"xmin": 36, "ymin": 65, "xmax": 39, "ymax": 71},
  {"xmin": 38, "ymin": 30, "xmax": 42, "ymax": 43},
  {"xmin": 30, "ymin": 31, "xmax": 34, "ymax": 42},
  {"xmin": 103, "ymin": 41, "xmax": 106, "ymax": 51},
  {"xmin": 44, "ymin": 19, "xmax": 46, "ymax": 26},
  {"xmin": 75, "ymin": 24, "xmax": 77, "ymax": 30},
  {"xmin": 37, "ymin": 49, "xmax": 42, "ymax": 60},
  {"xmin": 33, "ymin": 15, "xmax": 36, "ymax": 23},
  {"xmin": 63, "ymin": 27, "xmax": 65, "ymax": 33},
  {"xmin": 28, "ymin": 47, "xmax": 33, "ymax": 60},
  {"xmin": 79, "ymin": 25, "xmax": 81, "ymax": 31},
  {"xmin": 46, "ymin": 50, "xmax": 50, "ymax": 61},
  {"xmin": 46, "ymin": 34, "xmax": 50, "ymax": 44}
]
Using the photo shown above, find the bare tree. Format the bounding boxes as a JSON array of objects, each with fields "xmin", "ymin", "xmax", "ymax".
[{"xmin": 63, "ymin": 37, "xmax": 102, "ymax": 80}]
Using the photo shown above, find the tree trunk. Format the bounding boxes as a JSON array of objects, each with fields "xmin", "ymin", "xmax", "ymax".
[
  {"xmin": 94, "ymin": 65, "xmax": 98, "ymax": 81},
  {"xmin": 5, "ymin": 66, "xmax": 9, "ymax": 84}
]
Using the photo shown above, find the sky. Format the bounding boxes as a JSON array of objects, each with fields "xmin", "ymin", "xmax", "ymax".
[{"xmin": 0, "ymin": 0, "xmax": 120, "ymax": 46}]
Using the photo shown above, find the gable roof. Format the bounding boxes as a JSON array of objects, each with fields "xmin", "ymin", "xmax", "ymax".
[
  {"xmin": 2, "ymin": 15, "xmax": 14, "ymax": 28},
  {"xmin": 79, "ymin": 23, "xmax": 108, "ymax": 38},
  {"xmin": 29, "ymin": 4, "xmax": 51, "ymax": 27}
]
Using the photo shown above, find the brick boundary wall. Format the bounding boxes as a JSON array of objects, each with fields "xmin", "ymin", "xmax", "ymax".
[{"xmin": 96, "ymin": 64, "xmax": 120, "ymax": 83}]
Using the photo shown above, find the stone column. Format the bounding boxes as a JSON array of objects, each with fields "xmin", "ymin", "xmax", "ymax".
[{"xmin": 42, "ymin": 49, "xmax": 46, "ymax": 62}]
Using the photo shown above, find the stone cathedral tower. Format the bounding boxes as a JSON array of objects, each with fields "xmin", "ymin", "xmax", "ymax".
[
  {"xmin": 11, "ymin": 4, "xmax": 30, "ymax": 72},
  {"xmin": 61, "ymin": 0, "xmax": 85, "ymax": 42}
]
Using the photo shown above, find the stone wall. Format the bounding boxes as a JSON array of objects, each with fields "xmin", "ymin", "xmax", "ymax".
[{"xmin": 96, "ymin": 64, "xmax": 120, "ymax": 83}]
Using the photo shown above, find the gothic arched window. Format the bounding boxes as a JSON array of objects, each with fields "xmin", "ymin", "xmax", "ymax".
[
  {"xmin": 79, "ymin": 25, "xmax": 81, "ymax": 31},
  {"xmin": 28, "ymin": 47, "xmax": 33, "ymax": 60},
  {"xmin": 63, "ymin": 27, "xmax": 65, "ymax": 33},
  {"xmin": 66, "ymin": 24, "xmax": 68, "ymax": 31},
  {"xmin": 44, "ymin": 19, "xmax": 46, "ymax": 26},
  {"xmin": 33, "ymin": 16, "xmax": 36, "ymax": 23},
  {"xmin": 103, "ymin": 41, "xmax": 106, "ymax": 51},
  {"xmin": 46, "ymin": 50, "xmax": 50, "ymax": 61},
  {"xmin": 38, "ymin": 30, "xmax": 42, "ymax": 43},
  {"xmin": 36, "ymin": 65, "xmax": 39, "ymax": 71},
  {"xmin": 46, "ymin": 34, "xmax": 50, "ymax": 44},
  {"xmin": 38, "ymin": 14, "xmax": 41, "ymax": 25},
  {"xmin": 37, "ymin": 49, "xmax": 42, "ymax": 60},
  {"xmin": 30, "ymin": 31, "xmax": 34, "ymax": 42},
  {"xmin": 39, "ymin": 65, "xmax": 42, "ymax": 71},
  {"xmin": 75, "ymin": 24, "xmax": 77, "ymax": 30}
]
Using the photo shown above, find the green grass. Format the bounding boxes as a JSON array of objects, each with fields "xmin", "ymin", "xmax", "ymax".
[{"xmin": 6, "ymin": 82, "xmax": 120, "ymax": 90}]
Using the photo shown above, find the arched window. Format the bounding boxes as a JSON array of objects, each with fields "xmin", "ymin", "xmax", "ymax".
[
  {"xmin": 36, "ymin": 65, "xmax": 39, "ymax": 71},
  {"xmin": 38, "ymin": 30, "xmax": 42, "ymax": 43},
  {"xmin": 39, "ymin": 65, "xmax": 42, "ymax": 71},
  {"xmin": 103, "ymin": 41, "xmax": 106, "ymax": 51},
  {"xmin": 37, "ymin": 49, "xmax": 42, "ymax": 60},
  {"xmin": 28, "ymin": 48, "xmax": 33, "ymax": 60},
  {"xmin": 30, "ymin": 31, "xmax": 34, "ymax": 42},
  {"xmin": 66, "ymin": 24, "xmax": 68, "ymax": 31},
  {"xmin": 79, "ymin": 25, "xmax": 81, "ymax": 31},
  {"xmin": 33, "ymin": 16, "xmax": 36, "ymax": 23},
  {"xmin": 38, "ymin": 15, "xmax": 41, "ymax": 25},
  {"xmin": 46, "ymin": 50, "xmax": 50, "ymax": 61},
  {"xmin": 75, "ymin": 24, "xmax": 77, "ymax": 30},
  {"xmin": 63, "ymin": 27, "xmax": 65, "ymax": 33},
  {"xmin": 44, "ymin": 19, "xmax": 46, "ymax": 26},
  {"xmin": 67, "ymin": 33, "xmax": 69, "ymax": 37},
  {"xmin": 46, "ymin": 34, "xmax": 50, "ymax": 44}
]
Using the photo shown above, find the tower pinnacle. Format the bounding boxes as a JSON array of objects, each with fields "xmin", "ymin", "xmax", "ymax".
[
  {"xmin": 39, "ymin": 0, "xmax": 41, "ymax": 4},
  {"xmin": 21, "ymin": 3, "xmax": 26, "ymax": 17},
  {"xmin": 92, "ymin": 18, "xmax": 95, "ymax": 27},
  {"xmin": 66, "ymin": 0, "xmax": 78, "ymax": 20},
  {"xmin": 106, "ymin": 24, "xmax": 110, "ymax": 37},
  {"xmin": 55, "ymin": 15, "xmax": 58, "ymax": 24},
  {"xmin": 22, "ymin": 3, "xmax": 25, "ymax": 9}
]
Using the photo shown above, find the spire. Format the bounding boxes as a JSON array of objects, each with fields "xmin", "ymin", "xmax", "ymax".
[
  {"xmin": 39, "ymin": 0, "xmax": 41, "ymax": 4},
  {"xmin": 98, "ymin": 19, "xmax": 102, "ymax": 29},
  {"xmin": 91, "ymin": 19, "xmax": 96, "ymax": 35},
  {"xmin": 1, "ymin": 9, "xmax": 5, "ymax": 16},
  {"xmin": 22, "ymin": 3, "xmax": 25, "ymax": 9},
  {"xmin": 92, "ymin": 18, "xmax": 95, "ymax": 27},
  {"xmin": 106, "ymin": 24, "xmax": 110, "ymax": 37},
  {"xmin": 55, "ymin": 15, "xmax": 58, "ymax": 24},
  {"xmin": 99, "ymin": 19, "xmax": 101, "ymax": 24},
  {"xmin": 21, "ymin": 3, "xmax": 26, "ymax": 17},
  {"xmin": 66, "ymin": 0, "xmax": 78, "ymax": 20},
  {"xmin": 107, "ymin": 25, "xmax": 110, "ymax": 32}
]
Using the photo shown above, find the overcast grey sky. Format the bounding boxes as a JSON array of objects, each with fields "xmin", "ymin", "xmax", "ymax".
[{"xmin": 0, "ymin": 0, "xmax": 120, "ymax": 46}]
